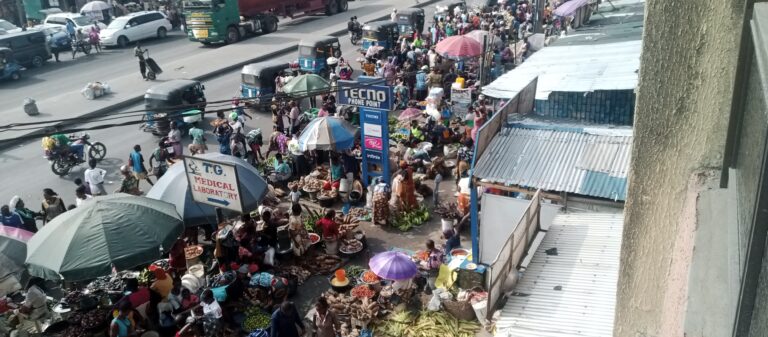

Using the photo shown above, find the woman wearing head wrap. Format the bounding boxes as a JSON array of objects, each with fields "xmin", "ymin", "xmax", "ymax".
[
  {"xmin": 41, "ymin": 188, "xmax": 66, "ymax": 226},
  {"xmin": 398, "ymin": 161, "xmax": 417, "ymax": 211},
  {"xmin": 9, "ymin": 196, "xmax": 40, "ymax": 233},
  {"xmin": 372, "ymin": 177, "xmax": 390, "ymax": 226}
]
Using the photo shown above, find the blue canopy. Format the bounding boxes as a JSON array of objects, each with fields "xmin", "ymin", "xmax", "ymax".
[
  {"xmin": 146, "ymin": 153, "xmax": 268, "ymax": 225},
  {"xmin": 298, "ymin": 116, "xmax": 359, "ymax": 151}
]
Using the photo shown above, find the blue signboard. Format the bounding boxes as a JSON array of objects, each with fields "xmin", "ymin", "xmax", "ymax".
[
  {"xmin": 359, "ymin": 107, "xmax": 390, "ymax": 187},
  {"xmin": 338, "ymin": 80, "xmax": 394, "ymax": 111}
]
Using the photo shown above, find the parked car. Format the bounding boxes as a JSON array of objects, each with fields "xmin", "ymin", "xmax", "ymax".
[
  {"xmin": 43, "ymin": 13, "xmax": 106, "ymax": 35},
  {"xmin": 0, "ymin": 30, "xmax": 51, "ymax": 67},
  {"xmin": 0, "ymin": 19, "xmax": 23, "ymax": 35},
  {"xmin": 99, "ymin": 11, "xmax": 171, "ymax": 48},
  {"xmin": 35, "ymin": 26, "xmax": 72, "ymax": 58}
]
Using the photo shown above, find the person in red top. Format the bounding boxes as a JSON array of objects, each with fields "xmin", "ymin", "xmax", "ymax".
[
  {"xmin": 168, "ymin": 238, "xmax": 187, "ymax": 277},
  {"xmin": 315, "ymin": 210, "xmax": 339, "ymax": 240}
]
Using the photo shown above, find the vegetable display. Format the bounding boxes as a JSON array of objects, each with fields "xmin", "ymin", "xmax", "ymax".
[
  {"xmin": 361, "ymin": 271, "xmax": 380, "ymax": 284},
  {"xmin": 344, "ymin": 265, "xmax": 366, "ymax": 279},
  {"xmin": 351, "ymin": 285, "xmax": 376, "ymax": 299},
  {"xmin": 340, "ymin": 239, "xmax": 363, "ymax": 254},
  {"xmin": 392, "ymin": 205, "xmax": 431, "ymax": 232},
  {"xmin": 434, "ymin": 202, "xmax": 462, "ymax": 220},
  {"xmin": 243, "ymin": 307, "xmax": 271, "ymax": 331},
  {"xmin": 302, "ymin": 205, "xmax": 323, "ymax": 233},
  {"xmin": 324, "ymin": 291, "xmax": 380, "ymax": 325},
  {"xmin": 348, "ymin": 208, "xmax": 370, "ymax": 219},
  {"xmin": 303, "ymin": 254, "xmax": 342, "ymax": 275},
  {"xmin": 275, "ymin": 265, "xmax": 311, "ymax": 285},
  {"xmin": 375, "ymin": 310, "xmax": 480, "ymax": 337}
]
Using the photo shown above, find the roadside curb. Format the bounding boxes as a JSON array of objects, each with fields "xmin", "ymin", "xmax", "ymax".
[{"xmin": 1, "ymin": 0, "xmax": 441, "ymax": 151}]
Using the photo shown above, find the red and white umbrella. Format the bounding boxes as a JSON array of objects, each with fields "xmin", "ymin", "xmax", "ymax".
[
  {"xmin": 464, "ymin": 30, "xmax": 489, "ymax": 44},
  {"xmin": 435, "ymin": 35, "xmax": 483, "ymax": 59}
]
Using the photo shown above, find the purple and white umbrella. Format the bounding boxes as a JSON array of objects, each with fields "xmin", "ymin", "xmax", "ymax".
[
  {"xmin": 398, "ymin": 107, "xmax": 425, "ymax": 122},
  {"xmin": 369, "ymin": 251, "xmax": 419, "ymax": 280},
  {"xmin": 298, "ymin": 116, "xmax": 359, "ymax": 151}
]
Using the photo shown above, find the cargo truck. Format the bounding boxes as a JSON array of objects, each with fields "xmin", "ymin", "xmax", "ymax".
[{"xmin": 184, "ymin": 0, "xmax": 349, "ymax": 45}]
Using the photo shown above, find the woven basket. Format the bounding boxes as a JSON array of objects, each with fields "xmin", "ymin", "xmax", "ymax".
[{"xmin": 443, "ymin": 300, "xmax": 476, "ymax": 321}]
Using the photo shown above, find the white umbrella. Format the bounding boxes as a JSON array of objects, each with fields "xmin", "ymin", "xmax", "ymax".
[{"xmin": 81, "ymin": 0, "xmax": 111, "ymax": 12}]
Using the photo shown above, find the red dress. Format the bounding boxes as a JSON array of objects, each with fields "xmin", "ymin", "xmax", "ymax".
[
  {"xmin": 168, "ymin": 239, "xmax": 186, "ymax": 270},
  {"xmin": 316, "ymin": 218, "xmax": 339, "ymax": 239}
]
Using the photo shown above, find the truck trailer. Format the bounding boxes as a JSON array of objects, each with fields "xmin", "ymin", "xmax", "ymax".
[{"xmin": 184, "ymin": 0, "xmax": 349, "ymax": 45}]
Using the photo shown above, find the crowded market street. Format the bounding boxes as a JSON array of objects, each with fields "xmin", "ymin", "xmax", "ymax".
[{"xmin": 0, "ymin": 0, "xmax": 646, "ymax": 337}]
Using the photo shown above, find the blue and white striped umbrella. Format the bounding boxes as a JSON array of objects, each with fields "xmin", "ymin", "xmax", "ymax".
[{"xmin": 298, "ymin": 116, "xmax": 359, "ymax": 151}]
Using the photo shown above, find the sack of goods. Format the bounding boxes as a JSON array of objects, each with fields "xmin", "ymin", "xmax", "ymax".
[{"xmin": 247, "ymin": 129, "xmax": 263, "ymax": 145}]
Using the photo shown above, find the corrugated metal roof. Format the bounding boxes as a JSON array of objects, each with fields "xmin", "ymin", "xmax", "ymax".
[
  {"xmin": 495, "ymin": 212, "xmax": 624, "ymax": 337},
  {"xmin": 473, "ymin": 125, "xmax": 632, "ymax": 201},
  {"xmin": 481, "ymin": 40, "xmax": 641, "ymax": 100}
]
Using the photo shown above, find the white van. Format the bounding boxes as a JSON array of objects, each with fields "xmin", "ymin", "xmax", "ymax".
[
  {"xmin": 43, "ymin": 13, "xmax": 106, "ymax": 35},
  {"xmin": 99, "ymin": 11, "xmax": 171, "ymax": 48}
]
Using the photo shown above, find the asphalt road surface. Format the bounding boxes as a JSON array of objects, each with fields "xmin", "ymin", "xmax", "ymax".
[
  {"xmin": 0, "ymin": 0, "xmax": 395, "ymax": 117},
  {"xmin": 0, "ymin": 0, "xmax": 448, "ymax": 215}
]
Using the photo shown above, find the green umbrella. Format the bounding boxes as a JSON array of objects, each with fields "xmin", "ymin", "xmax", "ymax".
[
  {"xmin": 282, "ymin": 74, "xmax": 331, "ymax": 97},
  {"xmin": 25, "ymin": 194, "xmax": 184, "ymax": 281}
]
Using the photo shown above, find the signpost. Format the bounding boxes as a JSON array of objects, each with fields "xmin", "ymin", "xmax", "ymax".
[
  {"xmin": 360, "ymin": 107, "xmax": 390, "ymax": 186},
  {"xmin": 338, "ymin": 80, "xmax": 393, "ymax": 187},
  {"xmin": 184, "ymin": 156, "xmax": 244, "ymax": 213},
  {"xmin": 338, "ymin": 80, "xmax": 394, "ymax": 110},
  {"xmin": 451, "ymin": 87, "xmax": 471, "ymax": 119}
]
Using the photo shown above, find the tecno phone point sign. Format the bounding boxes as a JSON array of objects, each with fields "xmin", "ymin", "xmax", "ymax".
[{"xmin": 338, "ymin": 80, "xmax": 393, "ymax": 110}]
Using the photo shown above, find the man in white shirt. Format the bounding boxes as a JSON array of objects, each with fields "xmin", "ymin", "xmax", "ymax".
[{"xmin": 84, "ymin": 159, "xmax": 107, "ymax": 196}]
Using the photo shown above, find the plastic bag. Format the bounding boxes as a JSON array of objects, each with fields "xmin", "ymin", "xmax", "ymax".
[
  {"xmin": 427, "ymin": 291, "xmax": 442, "ymax": 311},
  {"xmin": 264, "ymin": 247, "xmax": 275, "ymax": 266}
]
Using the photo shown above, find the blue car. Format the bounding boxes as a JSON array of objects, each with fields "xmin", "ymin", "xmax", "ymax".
[
  {"xmin": 0, "ymin": 47, "xmax": 24, "ymax": 81},
  {"xmin": 37, "ymin": 26, "xmax": 71, "ymax": 60}
]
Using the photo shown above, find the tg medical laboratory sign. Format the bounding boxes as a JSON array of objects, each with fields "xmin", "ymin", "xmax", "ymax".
[{"xmin": 185, "ymin": 156, "xmax": 243, "ymax": 213}]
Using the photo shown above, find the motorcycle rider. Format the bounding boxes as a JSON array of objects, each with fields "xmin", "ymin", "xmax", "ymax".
[
  {"xmin": 50, "ymin": 134, "xmax": 84, "ymax": 162},
  {"xmin": 348, "ymin": 17, "xmax": 361, "ymax": 42},
  {"xmin": 71, "ymin": 28, "xmax": 87, "ymax": 59}
]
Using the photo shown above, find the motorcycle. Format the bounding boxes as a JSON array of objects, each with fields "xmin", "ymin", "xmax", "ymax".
[
  {"xmin": 71, "ymin": 39, "xmax": 92, "ymax": 56},
  {"xmin": 350, "ymin": 29, "xmax": 362, "ymax": 45},
  {"xmin": 49, "ymin": 134, "xmax": 107, "ymax": 176}
]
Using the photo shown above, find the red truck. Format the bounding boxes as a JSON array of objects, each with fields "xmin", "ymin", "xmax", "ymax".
[{"xmin": 184, "ymin": 0, "xmax": 349, "ymax": 44}]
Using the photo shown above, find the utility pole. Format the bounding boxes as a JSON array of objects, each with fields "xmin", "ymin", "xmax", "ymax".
[
  {"xmin": 15, "ymin": 0, "xmax": 27, "ymax": 29},
  {"xmin": 533, "ymin": 0, "xmax": 544, "ymax": 34}
]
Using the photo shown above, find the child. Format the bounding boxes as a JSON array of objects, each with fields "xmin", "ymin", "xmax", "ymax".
[{"xmin": 289, "ymin": 184, "xmax": 301, "ymax": 206}]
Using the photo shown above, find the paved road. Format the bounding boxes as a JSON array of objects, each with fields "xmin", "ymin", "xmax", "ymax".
[
  {"xmin": 0, "ymin": 0, "xmax": 377, "ymax": 102},
  {"xmin": 0, "ymin": 0, "xmax": 448, "ymax": 217},
  {"xmin": 0, "ymin": 0, "xmax": 439, "ymax": 145}
]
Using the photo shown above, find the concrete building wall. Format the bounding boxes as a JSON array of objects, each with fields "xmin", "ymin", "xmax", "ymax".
[
  {"xmin": 614, "ymin": 0, "xmax": 746, "ymax": 335},
  {"xmin": 739, "ymin": 56, "xmax": 768, "ymax": 337}
]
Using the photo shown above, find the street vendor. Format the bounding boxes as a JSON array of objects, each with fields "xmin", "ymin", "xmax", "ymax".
[
  {"xmin": 410, "ymin": 120, "xmax": 426, "ymax": 143},
  {"xmin": 250, "ymin": 272, "xmax": 290, "ymax": 309},
  {"xmin": 421, "ymin": 240, "xmax": 444, "ymax": 289},
  {"xmin": 150, "ymin": 267, "xmax": 173, "ymax": 300},
  {"xmin": 443, "ymin": 213, "xmax": 469, "ymax": 256},
  {"xmin": 330, "ymin": 155, "xmax": 344, "ymax": 189},
  {"xmin": 312, "ymin": 297, "xmax": 340, "ymax": 337},
  {"xmin": 8, "ymin": 278, "xmax": 50, "ymax": 337},
  {"xmin": 397, "ymin": 162, "xmax": 417, "ymax": 211},
  {"xmin": 288, "ymin": 203, "xmax": 309, "ymax": 257},
  {"xmin": 271, "ymin": 154, "xmax": 293, "ymax": 187},
  {"xmin": 371, "ymin": 177, "xmax": 390, "ymax": 225},
  {"xmin": 168, "ymin": 238, "xmax": 187, "ymax": 277},
  {"xmin": 316, "ymin": 210, "xmax": 340, "ymax": 241}
]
